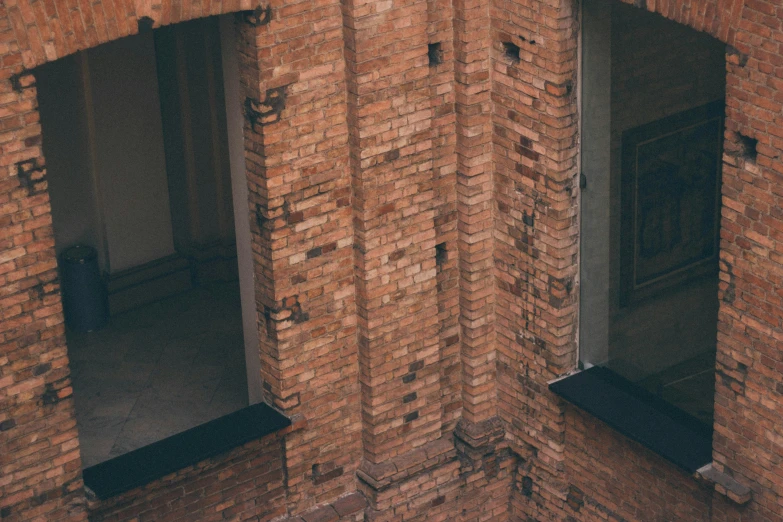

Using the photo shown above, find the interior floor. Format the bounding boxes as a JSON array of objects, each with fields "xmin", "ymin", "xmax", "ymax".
[
  {"xmin": 608, "ymin": 274, "xmax": 718, "ymax": 426},
  {"xmin": 638, "ymin": 351, "xmax": 716, "ymax": 427},
  {"xmin": 608, "ymin": 350, "xmax": 716, "ymax": 428},
  {"xmin": 67, "ymin": 281, "xmax": 248, "ymax": 468}
]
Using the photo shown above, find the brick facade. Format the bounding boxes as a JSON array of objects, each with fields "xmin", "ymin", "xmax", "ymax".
[{"xmin": 1, "ymin": 0, "xmax": 783, "ymax": 521}]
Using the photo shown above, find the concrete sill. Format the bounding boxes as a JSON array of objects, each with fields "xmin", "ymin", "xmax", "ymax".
[
  {"xmin": 83, "ymin": 402, "xmax": 292, "ymax": 499},
  {"xmin": 549, "ymin": 366, "xmax": 712, "ymax": 473},
  {"xmin": 695, "ymin": 464, "xmax": 752, "ymax": 505}
]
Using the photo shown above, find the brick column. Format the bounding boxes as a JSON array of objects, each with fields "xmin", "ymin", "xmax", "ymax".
[
  {"xmin": 492, "ymin": 0, "xmax": 579, "ymax": 518},
  {"xmin": 451, "ymin": 5, "xmax": 514, "ymax": 516},
  {"xmin": 0, "ymin": 69, "xmax": 86, "ymax": 521},
  {"xmin": 712, "ymin": 17, "xmax": 783, "ymax": 521},
  {"xmin": 343, "ymin": 0, "xmax": 443, "ymax": 465},
  {"xmin": 236, "ymin": 1, "xmax": 361, "ymax": 512},
  {"xmin": 0, "ymin": 3, "xmax": 91, "ymax": 520},
  {"xmin": 427, "ymin": 0, "xmax": 462, "ymax": 437},
  {"xmin": 453, "ymin": 0, "xmax": 497, "ymax": 428}
]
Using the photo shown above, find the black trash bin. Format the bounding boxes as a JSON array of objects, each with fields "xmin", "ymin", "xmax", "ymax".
[{"xmin": 60, "ymin": 245, "xmax": 109, "ymax": 332}]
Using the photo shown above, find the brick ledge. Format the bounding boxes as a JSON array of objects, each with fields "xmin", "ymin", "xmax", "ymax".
[
  {"xmin": 274, "ymin": 492, "xmax": 367, "ymax": 522},
  {"xmin": 453, "ymin": 416, "xmax": 505, "ymax": 451},
  {"xmin": 357, "ymin": 438, "xmax": 456, "ymax": 491}
]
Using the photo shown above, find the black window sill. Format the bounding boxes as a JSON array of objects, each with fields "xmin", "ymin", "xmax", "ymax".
[
  {"xmin": 549, "ymin": 366, "xmax": 712, "ymax": 473},
  {"xmin": 82, "ymin": 402, "xmax": 291, "ymax": 499}
]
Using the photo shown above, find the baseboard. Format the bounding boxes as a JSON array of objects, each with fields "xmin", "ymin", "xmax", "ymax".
[
  {"xmin": 181, "ymin": 241, "xmax": 238, "ymax": 284},
  {"xmin": 107, "ymin": 255, "xmax": 193, "ymax": 315}
]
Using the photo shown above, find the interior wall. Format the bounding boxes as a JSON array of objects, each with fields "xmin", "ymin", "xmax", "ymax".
[
  {"xmin": 36, "ymin": 54, "xmax": 106, "ymax": 270},
  {"xmin": 607, "ymin": 2, "xmax": 726, "ymax": 377},
  {"xmin": 40, "ymin": 24, "xmax": 237, "ymax": 280},
  {"xmin": 87, "ymin": 32, "xmax": 176, "ymax": 273},
  {"xmin": 156, "ymin": 18, "xmax": 236, "ymax": 256},
  {"xmin": 220, "ymin": 15, "xmax": 262, "ymax": 405},
  {"xmin": 578, "ymin": 0, "xmax": 612, "ymax": 367}
]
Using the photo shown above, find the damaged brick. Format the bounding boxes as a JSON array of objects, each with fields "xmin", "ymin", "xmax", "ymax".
[
  {"xmin": 10, "ymin": 70, "xmax": 35, "ymax": 92},
  {"xmin": 243, "ymin": 4, "xmax": 272, "ymax": 27},
  {"xmin": 502, "ymin": 42, "xmax": 520, "ymax": 63},
  {"xmin": 390, "ymin": 248, "xmax": 406, "ymax": 262},
  {"xmin": 567, "ymin": 485, "xmax": 584, "ymax": 511},
  {"xmin": 428, "ymin": 43, "xmax": 443, "ymax": 66},
  {"xmin": 0, "ymin": 419, "xmax": 16, "ymax": 431},
  {"xmin": 520, "ymin": 475, "xmax": 533, "ymax": 497},
  {"xmin": 548, "ymin": 275, "xmax": 573, "ymax": 308},
  {"xmin": 384, "ymin": 148, "xmax": 400, "ymax": 163},
  {"xmin": 33, "ymin": 363, "xmax": 51, "ymax": 376},
  {"xmin": 726, "ymin": 45, "xmax": 749, "ymax": 67},
  {"xmin": 245, "ymin": 85, "xmax": 291, "ymax": 130},
  {"xmin": 312, "ymin": 463, "xmax": 344, "ymax": 485},
  {"xmin": 16, "ymin": 158, "xmax": 46, "ymax": 196},
  {"xmin": 137, "ymin": 16, "xmax": 155, "ymax": 33},
  {"xmin": 41, "ymin": 383, "xmax": 63, "ymax": 405},
  {"xmin": 721, "ymin": 260, "xmax": 735, "ymax": 303},
  {"xmin": 263, "ymin": 297, "xmax": 309, "ymax": 335},
  {"xmin": 435, "ymin": 242, "xmax": 447, "ymax": 267},
  {"xmin": 307, "ymin": 242, "xmax": 337, "ymax": 259},
  {"xmin": 255, "ymin": 204, "xmax": 269, "ymax": 230},
  {"xmin": 545, "ymin": 80, "xmax": 572, "ymax": 97},
  {"xmin": 738, "ymin": 133, "xmax": 758, "ymax": 163},
  {"xmin": 403, "ymin": 411, "xmax": 419, "ymax": 423}
]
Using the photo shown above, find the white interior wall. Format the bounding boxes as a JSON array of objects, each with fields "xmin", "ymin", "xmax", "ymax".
[
  {"xmin": 220, "ymin": 15, "xmax": 263, "ymax": 405},
  {"xmin": 87, "ymin": 33, "xmax": 176, "ymax": 272},
  {"xmin": 578, "ymin": 0, "xmax": 612, "ymax": 367},
  {"xmin": 37, "ymin": 54, "xmax": 107, "ymax": 270}
]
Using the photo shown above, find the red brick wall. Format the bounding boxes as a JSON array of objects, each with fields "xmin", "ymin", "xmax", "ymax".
[
  {"xmin": 716, "ymin": 0, "xmax": 783, "ymax": 517},
  {"xmin": 87, "ymin": 432, "xmax": 287, "ymax": 522},
  {"xmin": 4, "ymin": 0, "xmax": 783, "ymax": 520},
  {"xmin": 240, "ymin": 0, "xmax": 361, "ymax": 512},
  {"xmin": 496, "ymin": 0, "xmax": 783, "ymax": 520}
]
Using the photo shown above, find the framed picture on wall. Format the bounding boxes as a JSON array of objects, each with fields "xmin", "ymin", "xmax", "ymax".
[{"xmin": 620, "ymin": 100, "xmax": 724, "ymax": 306}]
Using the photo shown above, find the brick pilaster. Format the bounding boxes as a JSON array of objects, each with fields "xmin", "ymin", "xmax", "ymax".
[
  {"xmin": 492, "ymin": 0, "xmax": 579, "ymax": 518},
  {"xmin": 0, "ymin": 33, "xmax": 86, "ymax": 522},
  {"xmin": 238, "ymin": 1, "xmax": 361, "ymax": 512},
  {"xmin": 453, "ymin": 0, "xmax": 497, "ymax": 425},
  {"xmin": 343, "ymin": 0, "xmax": 443, "ymax": 465}
]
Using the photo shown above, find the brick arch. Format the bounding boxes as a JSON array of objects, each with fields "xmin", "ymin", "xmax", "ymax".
[
  {"xmin": 615, "ymin": 0, "xmax": 744, "ymax": 44},
  {"xmin": 6, "ymin": 0, "xmax": 258, "ymax": 69}
]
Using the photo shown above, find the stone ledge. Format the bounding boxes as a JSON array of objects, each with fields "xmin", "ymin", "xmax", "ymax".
[
  {"xmin": 83, "ymin": 405, "xmax": 300, "ymax": 501},
  {"xmin": 276, "ymin": 492, "xmax": 367, "ymax": 522},
  {"xmin": 357, "ymin": 438, "xmax": 456, "ymax": 491},
  {"xmin": 695, "ymin": 464, "xmax": 752, "ymax": 505}
]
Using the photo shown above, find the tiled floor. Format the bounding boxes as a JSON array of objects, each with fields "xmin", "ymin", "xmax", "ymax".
[{"xmin": 67, "ymin": 281, "xmax": 248, "ymax": 468}]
